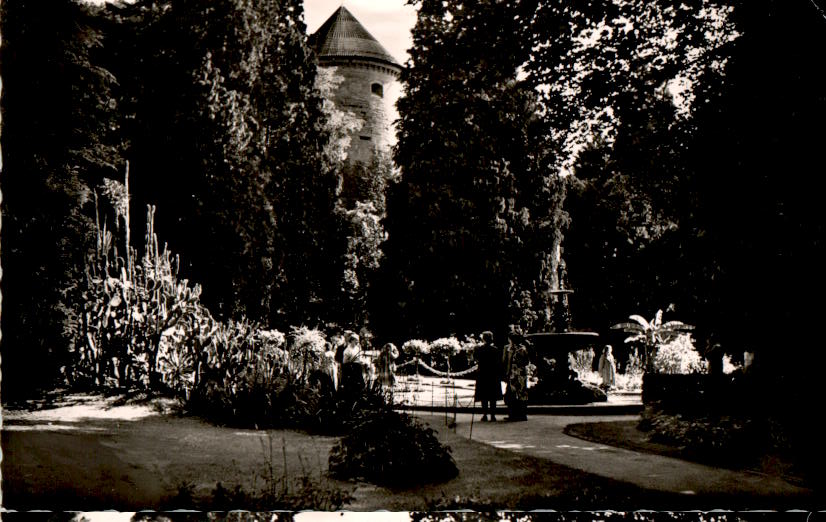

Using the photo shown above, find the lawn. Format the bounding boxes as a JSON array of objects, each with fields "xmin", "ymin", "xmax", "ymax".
[
  {"xmin": 1, "ymin": 392, "xmax": 686, "ymax": 511},
  {"xmin": 564, "ymin": 420, "xmax": 809, "ymax": 489}
]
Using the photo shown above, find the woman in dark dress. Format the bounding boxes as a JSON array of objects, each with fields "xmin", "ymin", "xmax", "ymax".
[{"xmin": 474, "ymin": 331, "xmax": 503, "ymax": 422}]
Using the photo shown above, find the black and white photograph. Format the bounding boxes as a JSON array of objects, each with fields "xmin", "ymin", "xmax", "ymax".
[{"xmin": 1, "ymin": 0, "xmax": 825, "ymax": 518}]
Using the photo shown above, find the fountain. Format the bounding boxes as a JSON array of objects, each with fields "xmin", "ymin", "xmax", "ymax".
[{"xmin": 525, "ymin": 265, "xmax": 607, "ymax": 404}]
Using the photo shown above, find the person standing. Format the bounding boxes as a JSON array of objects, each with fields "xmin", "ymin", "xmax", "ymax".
[
  {"xmin": 474, "ymin": 331, "xmax": 502, "ymax": 422},
  {"xmin": 376, "ymin": 342, "xmax": 399, "ymax": 389},
  {"xmin": 598, "ymin": 345, "xmax": 616, "ymax": 390},
  {"xmin": 505, "ymin": 332, "xmax": 530, "ymax": 422},
  {"xmin": 341, "ymin": 331, "xmax": 367, "ymax": 391}
]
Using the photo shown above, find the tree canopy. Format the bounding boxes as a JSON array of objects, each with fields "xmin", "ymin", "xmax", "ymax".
[
  {"xmin": 1, "ymin": 0, "xmax": 122, "ymax": 396},
  {"xmin": 104, "ymin": 0, "xmax": 340, "ymax": 326},
  {"xmin": 377, "ymin": 0, "xmax": 567, "ymax": 340}
]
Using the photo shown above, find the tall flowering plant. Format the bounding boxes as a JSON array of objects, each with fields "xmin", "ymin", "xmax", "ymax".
[
  {"xmin": 288, "ymin": 327, "xmax": 327, "ymax": 383},
  {"xmin": 75, "ymin": 176, "xmax": 208, "ymax": 390}
]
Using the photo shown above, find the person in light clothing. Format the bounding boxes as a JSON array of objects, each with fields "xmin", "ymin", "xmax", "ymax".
[
  {"xmin": 376, "ymin": 342, "xmax": 399, "ymax": 389},
  {"xmin": 341, "ymin": 331, "xmax": 367, "ymax": 391},
  {"xmin": 598, "ymin": 345, "xmax": 616, "ymax": 390}
]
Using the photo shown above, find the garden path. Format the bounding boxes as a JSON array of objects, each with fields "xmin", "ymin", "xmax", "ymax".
[{"xmin": 416, "ymin": 412, "xmax": 815, "ymax": 503}]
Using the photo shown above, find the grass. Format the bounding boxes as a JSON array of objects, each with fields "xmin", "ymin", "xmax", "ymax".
[
  {"xmin": 564, "ymin": 420, "xmax": 809, "ymax": 489},
  {"xmin": 8, "ymin": 391, "xmax": 810, "ymax": 511},
  {"xmin": 2, "ymin": 391, "xmax": 692, "ymax": 511},
  {"xmin": 342, "ymin": 414, "xmax": 691, "ymax": 511}
]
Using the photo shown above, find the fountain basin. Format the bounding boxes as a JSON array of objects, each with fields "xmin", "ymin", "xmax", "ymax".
[{"xmin": 525, "ymin": 331, "xmax": 606, "ymax": 404}]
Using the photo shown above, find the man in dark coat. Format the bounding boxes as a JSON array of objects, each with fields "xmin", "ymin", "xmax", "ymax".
[{"xmin": 474, "ymin": 331, "xmax": 503, "ymax": 421}]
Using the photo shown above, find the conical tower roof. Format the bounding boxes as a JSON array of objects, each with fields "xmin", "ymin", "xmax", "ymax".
[{"xmin": 309, "ymin": 6, "xmax": 401, "ymax": 70}]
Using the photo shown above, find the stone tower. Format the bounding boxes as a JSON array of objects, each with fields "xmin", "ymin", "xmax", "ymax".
[{"xmin": 309, "ymin": 6, "xmax": 402, "ymax": 164}]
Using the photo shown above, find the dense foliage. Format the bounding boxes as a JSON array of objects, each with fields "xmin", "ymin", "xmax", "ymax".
[
  {"xmin": 526, "ymin": 0, "xmax": 825, "ymax": 476},
  {"xmin": 611, "ymin": 309, "xmax": 695, "ymax": 372},
  {"xmin": 328, "ymin": 397, "xmax": 458, "ymax": 487},
  {"xmin": 1, "ymin": 0, "xmax": 123, "ymax": 396},
  {"xmin": 652, "ymin": 335, "xmax": 707, "ymax": 375},
  {"xmin": 526, "ymin": 0, "xmax": 826, "ymax": 378},
  {"xmin": 1, "ymin": 0, "xmax": 362, "ymax": 397},
  {"xmin": 523, "ymin": 1, "xmax": 736, "ymax": 337},
  {"xmin": 336, "ymin": 152, "xmax": 397, "ymax": 327},
  {"xmin": 378, "ymin": 0, "xmax": 567, "ymax": 341},
  {"xmin": 72, "ymin": 193, "xmax": 209, "ymax": 390},
  {"xmin": 105, "ymin": 0, "xmax": 339, "ymax": 326}
]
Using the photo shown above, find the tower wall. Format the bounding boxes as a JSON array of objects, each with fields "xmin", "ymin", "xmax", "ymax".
[{"xmin": 322, "ymin": 60, "xmax": 399, "ymax": 164}]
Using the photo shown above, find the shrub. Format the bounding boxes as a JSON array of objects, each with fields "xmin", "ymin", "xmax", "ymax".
[
  {"xmin": 187, "ymin": 320, "xmax": 352, "ymax": 432},
  {"xmin": 398, "ymin": 337, "xmax": 477, "ymax": 378},
  {"xmin": 188, "ymin": 326, "xmax": 381, "ymax": 432},
  {"xmin": 429, "ymin": 337, "xmax": 464, "ymax": 376},
  {"xmin": 614, "ymin": 349, "xmax": 644, "ymax": 392},
  {"xmin": 187, "ymin": 319, "xmax": 285, "ymax": 425},
  {"xmin": 652, "ymin": 334, "xmax": 707, "ymax": 374},
  {"xmin": 569, "ymin": 348, "xmax": 594, "ymax": 377},
  {"xmin": 398, "ymin": 339, "xmax": 430, "ymax": 376},
  {"xmin": 401, "ymin": 339, "xmax": 430, "ymax": 356},
  {"xmin": 287, "ymin": 326, "xmax": 327, "ymax": 384},
  {"xmin": 328, "ymin": 394, "xmax": 458, "ymax": 487},
  {"xmin": 640, "ymin": 408, "xmax": 761, "ymax": 466},
  {"xmin": 722, "ymin": 354, "xmax": 741, "ymax": 374}
]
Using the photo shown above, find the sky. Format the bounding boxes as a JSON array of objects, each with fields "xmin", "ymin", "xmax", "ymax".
[{"xmin": 303, "ymin": 0, "xmax": 418, "ymax": 65}]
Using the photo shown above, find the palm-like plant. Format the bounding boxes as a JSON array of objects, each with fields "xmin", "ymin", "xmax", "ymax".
[{"xmin": 611, "ymin": 309, "xmax": 694, "ymax": 372}]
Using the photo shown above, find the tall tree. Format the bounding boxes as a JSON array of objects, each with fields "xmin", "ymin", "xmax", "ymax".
[
  {"xmin": 525, "ymin": 0, "xmax": 735, "ymax": 333},
  {"xmin": 378, "ymin": 0, "xmax": 565, "ymax": 340},
  {"xmin": 1, "ymin": 0, "xmax": 122, "ymax": 397},
  {"xmin": 529, "ymin": 0, "xmax": 826, "ymax": 385},
  {"xmin": 681, "ymin": 0, "xmax": 826, "ymax": 372},
  {"xmin": 337, "ymin": 152, "xmax": 397, "ymax": 329},
  {"xmin": 106, "ymin": 0, "xmax": 339, "ymax": 326}
]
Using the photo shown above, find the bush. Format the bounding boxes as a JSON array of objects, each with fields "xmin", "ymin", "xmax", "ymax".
[
  {"xmin": 401, "ymin": 339, "xmax": 430, "ymax": 358},
  {"xmin": 397, "ymin": 339, "xmax": 430, "ymax": 376},
  {"xmin": 614, "ymin": 349, "xmax": 644, "ymax": 392},
  {"xmin": 397, "ymin": 336, "xmax": 479, "ymax": 377},
  {"xmin": 652, "ymin": 334, "xmax": 707, "ymax": 374},
  {"xmin": 287, "ymin": 326, "xmax": 328, "ymax": 384},
  {"xmin": 429, "ymin": 336, "xmax": 473, "ymax": 376},
  {"xmin": 639, "ymin": 408, "xmax": 763, "ymax": 466},
  {"xmin": 187, "ymin": 320, "xmax": 324, "ymax": 429},
  {"xmin": 188, "ymin": 333, "xmax": 387, "ymax": 433},
  {"xmin": 328, "ymin": 396, "xmax": 458, "ymax": 487},
  {"xmin": 569, "ymin": 348, "xmax": 595, "ymax": 378}
]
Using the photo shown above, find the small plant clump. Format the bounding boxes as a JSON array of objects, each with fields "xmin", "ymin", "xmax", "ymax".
[
  {"xmin": 639, "ymin": 408, "xmax": 767, "ymax": 468},
  {"xmin": 328, "ymin": 396, "xmax": 459, "ymax": 487}
]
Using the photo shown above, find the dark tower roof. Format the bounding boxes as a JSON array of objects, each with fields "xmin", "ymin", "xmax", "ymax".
[{"xmin": 309, "ymin": 6, "xmax": 401, "ymax": 71}]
